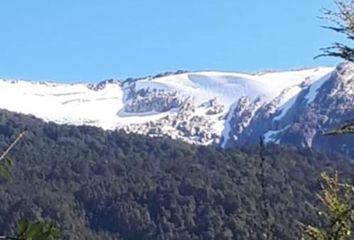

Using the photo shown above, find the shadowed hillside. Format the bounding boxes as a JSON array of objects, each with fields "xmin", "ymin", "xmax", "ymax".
[{"xmin": 0, "ymin": 109, "xmax": 353, "ymax": 239}]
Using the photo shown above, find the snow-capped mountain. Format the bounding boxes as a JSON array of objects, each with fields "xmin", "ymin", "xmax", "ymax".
[
  {"xmin": 224, "ymin": 62, "xmax": 354, "ymax": 157},
  {"xmin": 0, "ymin": 63, "xmax": 353, "ymax": 155}
]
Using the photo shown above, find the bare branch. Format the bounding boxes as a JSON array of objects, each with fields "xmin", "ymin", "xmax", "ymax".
[{"xmin": 0, "ymin": 131, "xmax": 26, "ymax": 162}]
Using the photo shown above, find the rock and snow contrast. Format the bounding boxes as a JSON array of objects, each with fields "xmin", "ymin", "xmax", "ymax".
[{"xmin": 0, "ymin": 62, "xmax": 353, "ymax": 154}]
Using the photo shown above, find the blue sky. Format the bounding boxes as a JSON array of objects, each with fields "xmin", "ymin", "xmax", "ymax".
[{"xmin": 0, "ymin": 0, "xmax": 343, "ymax": 82}]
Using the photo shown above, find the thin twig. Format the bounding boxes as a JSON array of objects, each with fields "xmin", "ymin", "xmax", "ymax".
[
  {"xmin": 0, "ymin": 132, "xmax": 27, "ymax": 239},
  {"xmin": 0, "ymin": 131, "xmax": 26, "ymax": 162},
  {"xmin": 0, "ymin": 235, "xmax": 22, "ymax": 239}
]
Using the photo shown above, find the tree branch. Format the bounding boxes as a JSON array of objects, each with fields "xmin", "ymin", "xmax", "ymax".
[{"xmin": 0, "ymin": 131, "xmax": 26, "ymax": 162}]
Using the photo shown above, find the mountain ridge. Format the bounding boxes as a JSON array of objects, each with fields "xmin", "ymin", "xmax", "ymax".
[{"xmin": 1, "ymin": 63, "xmax": 352, "ymax": 156}]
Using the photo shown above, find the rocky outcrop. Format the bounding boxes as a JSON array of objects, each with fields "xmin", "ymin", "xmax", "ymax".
[
  {"xmin": 117, "ymin": 63, "xmax": 353, "ymax": 157},
  {"xmin": 221, "ymin": 97, "xmax": 263, "ymax": 147},
  {"xmin": 117, "ymin": 81, "xmax": 227, "ymax": 145},
  {"xmin": 124, "ymin": 89, "xmax": 183, "ymax": 113},
  {"xmin": 120, "ymin": 97, "xmax": 223, "ymax": 145},
  {"xmin": 225, "ymin": 62, "xmax": 354, "ymax": 158}
]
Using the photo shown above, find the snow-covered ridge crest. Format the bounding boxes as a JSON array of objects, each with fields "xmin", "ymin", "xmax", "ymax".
[{"xmin": 0, "ymin": 66, "xmax": 335, "ymax": 146}]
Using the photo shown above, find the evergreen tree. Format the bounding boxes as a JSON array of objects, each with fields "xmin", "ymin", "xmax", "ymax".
[
  {"xmin": 0, "ymin": 132, "xmax": 60, "ymax": 240},
  {"xmin": 318, "ymin": 0, "xmax": 354, "ymax": 136},
  {"xmin": 325, "ymin": 120, "xmax": 354, "ymax": 135},
  {"xmin": 316, "ymin": 0, "xmax": 354, "ymax": 62},
  {"xmin": 302, "ymin": 172, "xmax": 354, "ymax": 240}
]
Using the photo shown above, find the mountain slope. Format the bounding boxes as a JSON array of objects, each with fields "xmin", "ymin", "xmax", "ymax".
[
  {"xmin": 223, "ymin": 62, "xmax": 354, "ymax": 158},
  {"xmin": 0, "ymin": 66, "xmax": 335, "ymax": 146},
  {"xmin": 1, "ymin": 109, "xmax": 354, "ymax": 239}
]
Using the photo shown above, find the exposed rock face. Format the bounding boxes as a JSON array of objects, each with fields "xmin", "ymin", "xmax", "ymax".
[
  {"xmin": 0, "ymin": 64, "xmax": 353, "ymax": 157},
  {"xmin": 118, "ymin": 81, "xmax": 225, "ymax": 145},
  {"xmin": 224, "ymin": 62, "xmax": 354, "ymax": 158},
  {"xmin": 120, "ymin": 95, "xmax": 223, "ymax": 145},
  {"xmin": 203, "ymin": 98, "xmax": 225, "ymax": 115},
  {"xmin": 225, "ymin": 97, "xmax": 263, "ymax": 142},
  {"xmin": 102, "ymin": 63, "xmax": 354, "ymax": 156},
  {"xmin": 124, "ymin": 88, "xmax": 182, "ymax": 113}
]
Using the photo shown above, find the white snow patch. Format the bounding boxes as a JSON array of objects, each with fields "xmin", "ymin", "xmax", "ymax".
[
  {"xmin": 273, "ymin": 86, "xmax": 302, "ymax": 121},
  {"xmin": 304, "ymin": 73, "xmax": 332, "ymax": 103},
  {"xmin": 117, "ymin": 108, "xmax": 179, "ymax": 125},
  {"xmin": 220, "ymin": 103, "xmax": 238, "ymax": 148},
  {"xmin": 134, "ymin": 67, "xmax": 334, "ymax": 111},
  {"xmin": 263, "ymin": 125, "xmax": 290, "ymax": 143},
  {"xmin": 0, "ymin": 66, "xmax": 335, "ymax": 145}
]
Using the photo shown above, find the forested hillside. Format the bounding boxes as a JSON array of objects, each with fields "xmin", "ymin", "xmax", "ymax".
[{"xmin": 0, "ymin": 109, "xmax": 353, "ymax": 240}]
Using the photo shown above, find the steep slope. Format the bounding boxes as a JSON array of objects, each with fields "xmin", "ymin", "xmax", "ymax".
[
  {"xmin": 224, "ymin": 62, "xmax": 354, "ymax": 157},
  {"xmin": 0, "ymin": 67, "xmax": 334, "ymax": 145}
]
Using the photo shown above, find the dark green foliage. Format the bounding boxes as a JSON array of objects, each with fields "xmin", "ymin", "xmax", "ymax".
[
  {"xmin": 0, "ymin": 109, "xmax": 354, "ymax": 239},
  {"xmin": 0, "ymin": 157, "xmax": 13, "ymax": 180},
  {"xmin": 0, "ymin": 131, "xmax": 60, "ymax": 240},
  {"xmin": 316, "ymin": 0, "xmax": 354, "ymax": 61},
  {"xmin": 16, "ymin": 219, "xmax": 60, "ymax": 240},
  {"xmin": 325, "ymin": 120, "xmax": 354, "ymax": 135},
  {"xmin": 0, "ymin": 131, "xmax": 25, "ymax": 180},
  {"xmin": 302, "ymin": 172, "xmax": 354, "ymax": 240}
]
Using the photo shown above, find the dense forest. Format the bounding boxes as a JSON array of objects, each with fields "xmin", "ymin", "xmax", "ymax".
[{"xmin": 0, "ymin": 109, "xmax": 353, "ymax": 239}]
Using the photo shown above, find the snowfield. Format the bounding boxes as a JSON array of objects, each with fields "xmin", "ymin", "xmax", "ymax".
[{"xmin": 0, "ymin": 66, "xmax": 335, "ymax": 145}]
